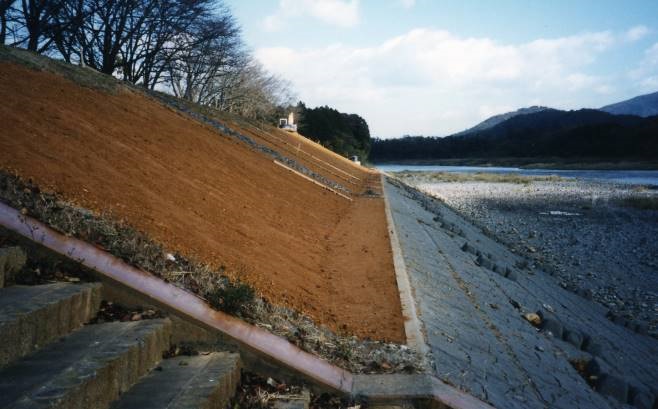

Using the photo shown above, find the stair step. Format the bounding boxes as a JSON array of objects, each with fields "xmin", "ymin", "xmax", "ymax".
[
  {"xmin": 0, "ymin": 282, "xmax": 102, "ymax": 368},
  {"xmin": 0, "ymin": 318, "xmax": 171, "ymax": 409},
  {"xmin": 110, "ymin": 352, "xmax": 241, "ymax": 409},
  {"xmin": 0, "ymin": 246, "xmax": 26, "ymax": 288}
]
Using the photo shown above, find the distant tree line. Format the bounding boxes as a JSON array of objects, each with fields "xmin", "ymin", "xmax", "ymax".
[
  {"xmin": 371, "ymin": 110, "xmax": 658, "ymax": 162},
  {"xmin": 291, "ymin": 102, "xmax": 371, "ymax": 159},
  {"xmin": 1, "ymin": 0, "xmax": 293, "ymax": 120}
]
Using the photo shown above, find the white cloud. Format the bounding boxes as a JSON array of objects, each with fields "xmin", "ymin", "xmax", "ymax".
[
  {"xmin": 256, "ymin": 28, "xmax": 640, "ymax": 136},
  {"xmin": 399, "ymin": 0, "xmax": 415, "ymax": 9},
  {"xmin": 630, "ymin": 42, "xmax": 658, "ymax": 90},
  {"xmin": 624, "ymin": 25, "xmax": 650, "ymax": 42},
  {"xmin": 263, "ymin": 0, "xmax": 359, "ymax": 31}
]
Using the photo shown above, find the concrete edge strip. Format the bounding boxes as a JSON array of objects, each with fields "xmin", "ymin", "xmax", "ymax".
[
  {"xmin": 273, "ymin": 160, "xmax": 353, "ymax": 201},
  {"xmin": 380, "ymin": 173, "xmax": 429, "ymax": 356},
  {"xmin": 0, "ymin": 201, "xmax": 493, "ymax": 409}
]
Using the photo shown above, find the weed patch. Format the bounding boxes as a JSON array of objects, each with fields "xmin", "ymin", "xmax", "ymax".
[{"xmin": 206, "ymin": 280, "xmax": 255, "ymax": 314}]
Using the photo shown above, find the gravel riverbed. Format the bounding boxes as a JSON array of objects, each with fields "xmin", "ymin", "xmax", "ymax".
[{"xmin": 397, "ymin": 174, "xmax": 658, "ymax": 336}]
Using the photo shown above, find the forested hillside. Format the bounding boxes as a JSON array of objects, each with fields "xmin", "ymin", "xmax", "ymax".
[
  {"xmin": 371, "ymin": 109, "xmax": 658, "ymax": 162},
  {"xmin": 296, "ymin": 103, "xmax": 372, "ymax": 159}
]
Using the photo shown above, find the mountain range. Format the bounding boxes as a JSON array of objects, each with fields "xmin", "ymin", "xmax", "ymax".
[
  {"xmin": 452, "ymin": 106, "xmax": 550, "ymax": 136},
  {"xmin": 454, "ymin": 90, "xmax": 658, "ymax": 138},
  {"xmin": 599, "ymin": 91, "xmax": 658, "ymax": 117},
  {"xmin": 370, "ymin": 90, "xmax": 658, "ymax": 163}
]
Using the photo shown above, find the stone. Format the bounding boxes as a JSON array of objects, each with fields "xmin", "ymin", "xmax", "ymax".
[{"xmin": 524, "ymin": 313, "xmax": 542, "ymax": 327}]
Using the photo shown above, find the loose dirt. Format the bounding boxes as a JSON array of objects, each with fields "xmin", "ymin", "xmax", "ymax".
[{"xmin": 0, "ymin": 62, "xmax": 405, "ymax": 342}]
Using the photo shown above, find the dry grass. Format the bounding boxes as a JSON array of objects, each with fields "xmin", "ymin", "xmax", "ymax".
[
  {"xmin": 0, "ymin": 45, "xmax": 122, "ymax": 94},
  {"xmin": 395, "ymin": 171, "xmax": 566, "ymax": 184}
]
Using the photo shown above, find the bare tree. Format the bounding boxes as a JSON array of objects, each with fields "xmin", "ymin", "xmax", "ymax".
[
  {"xmin": 4, "ymin": 0, "xmax": 296, "ymax": 125},
  {"xmin": 48, "ymin": 0, "xmax": 89, "ymax": 63},
  {"xmin": 164, "ymin": 11, "xmax": 241, "ymax": 102},
  {"xmin": 0, "ymin": 0, "xmax": 16, "ymax": 44},
  {"xmin": 18, "ymin": 0, "xmax": 67, "ymax": 52},
  {"xmin": 118, "ymin": 0, "xmax": 214, "ymax": 88},
  {"xmin": 213, "ymin": 57, "xmax": 295, "ymax": 121}
]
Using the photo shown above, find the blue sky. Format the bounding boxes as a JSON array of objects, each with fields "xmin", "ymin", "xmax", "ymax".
[{"xmin": 226, "ymin": 0, "xmax": 658, "ymax": 137}]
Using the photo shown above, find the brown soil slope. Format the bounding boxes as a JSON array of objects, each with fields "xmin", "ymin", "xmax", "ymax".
[{"xmin": 0, "ymin": 62, "xmax": 404, "ymax": 342}]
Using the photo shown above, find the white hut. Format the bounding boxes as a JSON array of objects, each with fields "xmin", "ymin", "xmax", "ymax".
[{"xmin": 278, "ymin": 112, "xmax": 297, "ymax": 132}]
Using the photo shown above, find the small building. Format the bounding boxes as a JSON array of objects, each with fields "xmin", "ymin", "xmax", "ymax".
[{"xmin": 278, "ymin": 112, "xmax": 297, "ymax": 132}]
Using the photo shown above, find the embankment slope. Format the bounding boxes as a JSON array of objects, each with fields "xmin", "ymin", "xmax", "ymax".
[{"xmin": 0, "ymin": 57, "xmax": 403, "ymax": 342}]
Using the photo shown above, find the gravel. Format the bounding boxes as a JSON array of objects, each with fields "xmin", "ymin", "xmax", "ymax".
[{"xmin": 397, "ymin": 175, "xmax": 658, "ymax": 336}]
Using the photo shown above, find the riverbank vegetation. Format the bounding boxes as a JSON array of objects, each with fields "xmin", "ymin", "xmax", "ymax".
[{"xmin": 394, "ymin": 171, "xmax": 566, "ymax": 184}]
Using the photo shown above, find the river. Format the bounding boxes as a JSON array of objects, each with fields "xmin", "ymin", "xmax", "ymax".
[{"xmin": 375, "ymin": 164, "xmax": 658, "ymax": 186}]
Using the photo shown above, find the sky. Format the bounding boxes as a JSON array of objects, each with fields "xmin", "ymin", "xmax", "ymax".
[{"xmin": 225, "ymin": 0, "xmax": 658, "ymax": 138}]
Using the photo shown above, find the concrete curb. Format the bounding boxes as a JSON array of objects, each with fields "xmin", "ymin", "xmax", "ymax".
[
  {"xmin": 380, "ymin": 174, "xmax": 429, "ymax": 356},
  {"xmin": 0, "ymin": 201, "xmax": 493, "ymax": 409}
]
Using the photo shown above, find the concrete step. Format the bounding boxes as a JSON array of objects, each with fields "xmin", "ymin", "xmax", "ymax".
[
  {"xmin": 0, "ymin": 318, "xmax": 171, "ymax": 409},
  {"xmin": 0, "ymin": 246, "xmax": 26, "ymax": 287},
  {"xmin": 110, "ymin": 352, "xmax": 241, "ymax": 409},
  {"xmin": 0, "ymin": 282, "xmax": 102, "ymax": 369}
]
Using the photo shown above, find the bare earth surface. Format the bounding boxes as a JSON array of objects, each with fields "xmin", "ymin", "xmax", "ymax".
[
  {"xmin": 0, "ymin": 62, "xmax": 405, "ymax": 342},
  {"xmin": 400, "ymin": 175, "xmax": 658, "ymax": 336}
]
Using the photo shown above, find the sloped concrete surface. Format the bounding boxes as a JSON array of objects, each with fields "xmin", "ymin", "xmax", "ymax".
[
  {"xmin": 383, "ymin": 178, "xmax": 658, "ymax": 409},
  {"xmin": 111, "ymin": 352, "xmax": 241, "ymax": 409}
]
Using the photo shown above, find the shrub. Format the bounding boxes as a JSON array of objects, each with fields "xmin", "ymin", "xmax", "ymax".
[{"xmin": 206, "ymin": 280, "xmax": 255, "ymax": 314}]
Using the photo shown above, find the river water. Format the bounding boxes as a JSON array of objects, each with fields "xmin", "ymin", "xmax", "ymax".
[{"xmin": 375, "ymin": 164, "xmax": 658, "ymax": 186}]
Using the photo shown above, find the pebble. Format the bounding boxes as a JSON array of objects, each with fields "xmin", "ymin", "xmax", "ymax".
[{"xmin": 524, "ymin": 312, "xmax": 542, "ymax": 326}]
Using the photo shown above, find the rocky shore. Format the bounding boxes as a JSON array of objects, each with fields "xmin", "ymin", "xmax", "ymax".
[{"xmin": 397, "ymin": 173, "xmax": 658, "ymax": 337}]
